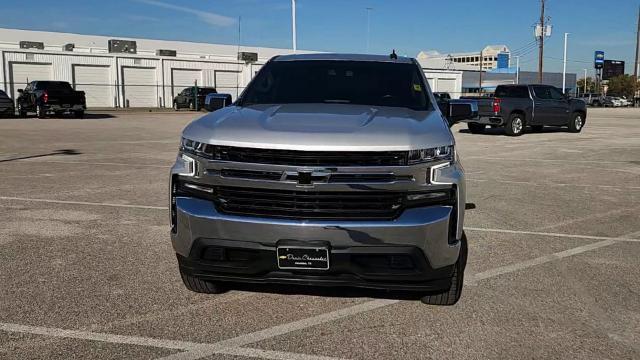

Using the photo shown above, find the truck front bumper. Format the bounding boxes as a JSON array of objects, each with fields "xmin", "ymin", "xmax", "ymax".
[{"xmin": 172, "ymin": 198, "xmax": 461, "ymax": 292}]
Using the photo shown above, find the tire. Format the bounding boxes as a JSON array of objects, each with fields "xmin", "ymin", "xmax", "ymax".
[
  {"xmin": 74, "ymin": 110, "xmax": 84, "ymax": 119},
  {"xmin": 36, "ymin": 104, "xmax": 46, "ymax": 119},
  {"xmin": 531, "ymin": 125, "xmax": 543, "ymax": 132},
  {"xmin": 467, "ymin": 122, "xmax": 486, "ymax": 134},
  {"xmin": 504, "ymin": 113, "xmax": 525, "ymax": 136},
  {"xmin": 421, "ymin": 233, "xmax": 468, "ymax": 306},
  {"xmin": 173, "ymin": 102, "xmax": 179, "ymax": 111},
  {"xmin": 568, "ymin": 112, "xmax": 585, "ymax": 133},
  {"xmin": 188, "ymin": 101, "xmax": 195, "ymax": 111},
  {"xmin": 180, "ymin": 270, "xmax": 226, "ymax": 294}
]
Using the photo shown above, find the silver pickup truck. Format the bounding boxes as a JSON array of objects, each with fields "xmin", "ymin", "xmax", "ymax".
[{"xmin": 170, "ymin": 54, "xmax": 475, "ymax": 305}]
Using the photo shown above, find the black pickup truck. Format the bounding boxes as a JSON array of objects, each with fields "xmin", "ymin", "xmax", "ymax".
[
  {"xmin": 173, "ymin": 87, "xmax": 217, "ymax": 111},
  {"xmin": 16, "ymin": 81, "xmax": 86, "ymax": 118},
  {"xmin": 462, "ymin": 84, "xmax": 587, "ymax": 136}
]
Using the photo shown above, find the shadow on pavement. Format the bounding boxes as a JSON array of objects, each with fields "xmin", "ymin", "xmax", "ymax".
[
  {"xmin": 459, "ymin": 126, "xmax": 571, "ymax": 136},
  {"xmin": 0, "ymin": 149, "xmax": 82, "ymax": 163}
]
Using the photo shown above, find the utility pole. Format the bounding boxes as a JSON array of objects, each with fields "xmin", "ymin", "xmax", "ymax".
[
  {"xmin": 291, "ymin": 0, "xmax": 297, "ymax": 52},
  {"xmin": 478, "ymin": 50, "xmax": 483, "ymax": 94},
  {"xmin": 583, "ymin": 68, "xmax": 588, "ymax": 95},
  {"xmin": 562, "ymin": 33, "xmax": 569, "ymax": 93},
  {"xmin": 366, "ymin": 7, "xmax": 373, "ymax": 53},
  {"xmin": 537, "ymin": 0, "xmax": 545, "ymax": 83}
]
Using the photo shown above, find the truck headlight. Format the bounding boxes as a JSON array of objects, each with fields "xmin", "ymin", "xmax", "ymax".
[
  {"xmin": 180, "ymin": 137, "xmax": 215, "ymax": 158},
  {"xmin": 407, "ymin": 145, "xmax": 454, "ymax": 165},
  {"xmin": 176, "ymin": 153, "xmax": 195, "ymax": 176}
]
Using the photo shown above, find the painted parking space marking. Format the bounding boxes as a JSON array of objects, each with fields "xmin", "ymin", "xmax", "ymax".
[
  {"xmin": 0, "ymin": 196, "xmax": 166, "ymax": 210},
  {"xmin": 468, "ymin": 178, "xmax": 640, "ymax": 191}
]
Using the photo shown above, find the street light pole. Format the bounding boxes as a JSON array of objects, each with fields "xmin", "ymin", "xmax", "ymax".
[
  {"xmin": 291, "ymin": 0, "xmax": 297, "ymax": 52},
  {"xmin": 562, "ymin": 32, "xmax": 569, "ymax": 93},
  {"xmin": 516, "ymin": 56, "xmax": 520, "ymax": 84}
]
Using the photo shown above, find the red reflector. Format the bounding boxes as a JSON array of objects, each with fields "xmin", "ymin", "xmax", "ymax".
[
  {"xmin": 492, "ymin": 98, "xmax": 501, "ymax": 113},
  {"xmin": 43, "ymin": 90, "xmax": 48, "ymax": 103}
]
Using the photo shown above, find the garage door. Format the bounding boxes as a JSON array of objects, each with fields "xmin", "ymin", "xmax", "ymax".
[
  {"xmin": 122, "ymin": 67, "xmax": 157, "ymax": 107},
  {"xmin": 437, "ymin": 79, "xmax": 457, "ymax": 95},
  {"xmin": 215, "ymin": 71, "xmax": 240, "ymax": 99},
  {"xmin": 10, "ymin": 63, "xmax": 52, "ymax": 100},
  {"xmin": 73, "ymin": 65, "xmax": 112, "ymax": 108},
  {"xmin": 172, "ymin": 69, "xmax": 201, "ymax": 101}
]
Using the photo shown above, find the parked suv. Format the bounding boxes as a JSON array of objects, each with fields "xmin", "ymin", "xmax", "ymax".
[
  {"xmin": 16, "ymin": 81, "xmax": 86, "ymax": 118},
  {"xmin": 170, "ymin": 54, "xmax": 474, "ymax": 305},
  {"xmin": 463, "ymin": 84, "xmax": 587, "ymax": 136},
  {"xmin": 173, "ymin": 87, "xmax": 217, "ymax": 111}
]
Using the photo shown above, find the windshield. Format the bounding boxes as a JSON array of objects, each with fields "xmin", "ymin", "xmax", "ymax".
[{"xmin": 240, "ymin": 60, "xmax": 430, "ymax": 110}]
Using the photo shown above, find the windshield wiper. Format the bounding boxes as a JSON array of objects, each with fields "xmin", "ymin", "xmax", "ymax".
[{"xmin": 323, "ymin": 99, "xmax": 351, "ymax": 104}]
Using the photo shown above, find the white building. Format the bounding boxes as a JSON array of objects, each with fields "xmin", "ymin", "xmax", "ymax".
[
  {"xmin": 0, "ymin": 27, "xmax": 465, "ymax": 107},
  {"xmin": 417, "ymin": 45, "xmax": 511, "ymax": 71}
]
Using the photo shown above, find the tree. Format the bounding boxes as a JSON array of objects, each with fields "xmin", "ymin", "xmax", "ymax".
[
  {"xmin": 576, "ymin": 76, "xmax": 597, "ymax": 94},
  {"xmin": 606, "ymin": 75, "xmax": 638, "ymax": 98}
]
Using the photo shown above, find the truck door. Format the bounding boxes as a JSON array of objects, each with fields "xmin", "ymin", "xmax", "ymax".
[
  {"xmin": 531, "ymin": 85, "xmax": 557, "ymax": 125},
  {"xmin": 548, "ymin": 86, "xmax": 571, "ymax": 125}
]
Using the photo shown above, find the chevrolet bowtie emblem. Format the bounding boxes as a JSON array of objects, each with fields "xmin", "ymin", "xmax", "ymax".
[{"xmin": 282, "ymin": 169, "xmax": 332, "ymax": 186}]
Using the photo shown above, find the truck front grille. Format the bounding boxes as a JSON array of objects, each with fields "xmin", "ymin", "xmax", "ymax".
[
  {"xmin": 215, "ymin": 187, "xmax": 404, "ymax": 220},
  {"xmin": 176, "ymin": 182, "xmax": 405, "ymax": 220},
  {"xmin": 211, "ymin": 146, "xmax": 408, "ymax": 166}
]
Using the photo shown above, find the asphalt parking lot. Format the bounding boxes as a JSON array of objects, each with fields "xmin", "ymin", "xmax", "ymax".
[{"xmin": 0, "ymin": 108, "xmax": 639, "ymax": 359}]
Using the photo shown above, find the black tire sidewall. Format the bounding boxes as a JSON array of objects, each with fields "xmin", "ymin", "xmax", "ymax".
[
  {"xmin": 505, "ymin": 113, "xmax": 525, "ymax": 136},
  {"xmin": 568, "ymin": 112, "xmax": 585, "ymax": 133}
]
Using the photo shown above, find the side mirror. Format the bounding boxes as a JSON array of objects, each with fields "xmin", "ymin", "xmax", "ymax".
[
  {"xmin": 445, "ymin": 100, "xmax": 478, "ymax": 127},
  {"xmin": 206, "ymin": 93, "xmax": 233, "ymax": 112},
  {"xmin": 17, "ymin": 89, "xmax": 24, "ymax": 94}
]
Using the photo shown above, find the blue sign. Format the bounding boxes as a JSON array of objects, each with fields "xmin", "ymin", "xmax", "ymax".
[
  {"xmin": 594, "ymin": 51, "xmax": 605, "ymax": 69},
  {"xmin": 497, "ymin": 53, "xmax": 510, "ymax": 69}
]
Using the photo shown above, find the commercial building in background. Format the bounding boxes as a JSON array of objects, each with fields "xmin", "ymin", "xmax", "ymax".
[
  {"xmin": 0, "ymin": 27, "xmax": 466, "ymax": 107},
  {"xmin": 417, "ymin": 45, "xmax": 511, "ymax": 71}
]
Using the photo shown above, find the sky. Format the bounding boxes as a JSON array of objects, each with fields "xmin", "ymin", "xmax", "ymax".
[{"xmin": 1, "ymin": 0, "xmax": 638, "ymax": 75}]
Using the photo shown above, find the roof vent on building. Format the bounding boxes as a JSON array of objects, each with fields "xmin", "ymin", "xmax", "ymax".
[
  {"xmin": 108, "ymin": 39, "xmax": 137, "ymax": 54},
  {"xmin": 238, "ymin": 52, "xmax": 258, "ymax": 63},
  {"xmin": 156, "ymin": 49, "xmax": 177, "ymax": 57},
  {"xmin": 63, "ymin": 43, "xmax": 75, "ymax": 52},
  {"xmin": 20, "ymin": 41, "xmax": 44, "ymax": 50}
]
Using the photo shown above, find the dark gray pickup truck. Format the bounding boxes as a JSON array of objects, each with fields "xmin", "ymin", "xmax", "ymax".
[{"xmin": 462, "ymin": 84, "xmax": 587, "ymax": 136}]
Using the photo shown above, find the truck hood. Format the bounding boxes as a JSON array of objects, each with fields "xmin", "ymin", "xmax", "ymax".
[{"xmin": 182, "ymin": 103, "xmax": 453, "ymax": 151}]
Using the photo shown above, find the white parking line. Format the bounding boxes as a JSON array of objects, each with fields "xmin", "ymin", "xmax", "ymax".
[
  {"xmin": 15, "ymin": 159, "xmax": 171, "ymax": 168},
  {"xmin": 464, "ymin": 156, "xmax": 631, "ymax": 165},
  {"xmin": 0, "ymin": 196, "xmax": 166, "ymax": 210},
  {"xmin": 467, "ymin": 239, "xmax": 618, "ymax": 285},
  {"xmin": 0, "ymin": 322, "xmax": 204, "ymax": 351},
  {"xmin": 464, "ymin": 227, "xmax": 640, "ymax": 242},
  {"xmin": 468, "ymin": 178, "xmax": 640, "ymax": 191}
]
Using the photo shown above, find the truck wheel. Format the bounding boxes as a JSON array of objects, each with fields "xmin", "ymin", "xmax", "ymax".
[
  {"xmin": 173, "ymin": 102, "xmax": 179, "ymax": 111},
  {"xmin": 505, "ymin": 113, "xmax": 525, "ymax": 136},
  {"xmin": 188, "ymin": 101, "xmax": 195, "ymax": 110},
  {"xmin": 36, "ymin": 104, "xmax": 46, "ymax": 119},
  {"xmin": 74, "ymin": 110, "xmax": 85, "ymax": 119},
  {"xmin": 467, "ymin": 123, "xmax": 486, "ymax": 134},
  {"xmin": 568, "ymin": 112, "xmax": 585, "ymax": 133},
  {"xmin": 180, "ymin": 270, "xmax": 226, "ymax": 294},
  {"xmin": 421, "ymin": 232, "xmax": 467, "ymax": 306},
  {"xmin": 531, "ymin": 125, "xmax": 543, "ymax": 132}
]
